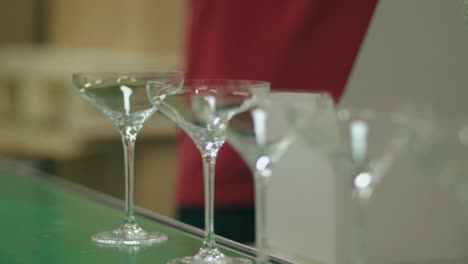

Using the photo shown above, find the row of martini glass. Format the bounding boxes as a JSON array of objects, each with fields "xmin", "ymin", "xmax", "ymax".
[{"xmin": 72, "ymin": 72, "xmax": 468, "ymax": 264}]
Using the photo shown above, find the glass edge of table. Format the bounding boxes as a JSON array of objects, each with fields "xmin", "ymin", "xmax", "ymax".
[{"xmin": 0, "ymin": 158, "xmax": 296, "ymax": 264}]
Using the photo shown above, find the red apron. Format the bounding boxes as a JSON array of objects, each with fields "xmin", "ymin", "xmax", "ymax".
[{"xmin": 177, "ymin": 0, "xmax": 378, "ymax": 207}]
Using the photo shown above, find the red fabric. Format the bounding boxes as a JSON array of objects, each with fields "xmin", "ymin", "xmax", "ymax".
[{"xmin": 177, "ymin": 0, "xmax": 378, "ymax": 207}]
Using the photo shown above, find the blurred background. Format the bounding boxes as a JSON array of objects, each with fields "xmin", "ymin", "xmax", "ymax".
[
  {"xmin": 0, "ymin": 0, "xmax": 186, "ymax": 217},
  {"xmin": 2, "ymin": 0, "xmax": 468, "ymax": 263}
]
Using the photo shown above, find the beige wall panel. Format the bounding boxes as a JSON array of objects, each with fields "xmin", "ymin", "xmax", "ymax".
[{"xmin": 48, "ymin": 0, "xmax": 186, "ymax": 55}]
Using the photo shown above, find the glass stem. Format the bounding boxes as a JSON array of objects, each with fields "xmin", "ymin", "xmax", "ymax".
[
  {"xmin": 201, "ymin": 153, "xmax": 218, "ymax": 250},
  {"xmin": 119, "ymin": 125, "xmax": 141, "ymax": 225},
  {"xmin": 121, "ymin": 250, "xmax": 137, "ymax": 264},
  {"xmin": 352, "ymin": 186, "xmax": 372, "ymax": 264},
  {"xmin": 254, "ymin": 171, "xmax": 269, "ymax": 264}
]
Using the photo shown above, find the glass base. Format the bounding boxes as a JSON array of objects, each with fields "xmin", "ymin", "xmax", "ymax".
[
  {"xmin": 91, "ymin": 223, "xmax": 167, "ymax": 246},
  {"xmin": 168, "ymin": 249, "xmax": 252, "ymax": 264},
  {"xmin": 168, "ymin": 248, "xmax": 251, "ymax": 264},
  {"xmin": 255, "ymin": 260, "xmax": 271, "ymax": 264}
]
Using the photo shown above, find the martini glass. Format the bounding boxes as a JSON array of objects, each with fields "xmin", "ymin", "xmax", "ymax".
[
  {"xmin": 460, "ymin": 0, "xmax": 468, "ymax": 27},
  {"xmin": 147, "ymin": 79, "xmax": 270, "ymax": 264},
  {"xmin": 297, "ymin": 106, "xmax": 426, "ymax": 264},
  {"xmin": 411, "ymin": 116, "xmax": 468, "ymax": 206},
  {"xmin": 226, "ymin": 91, "xmax": 334, "ymax": 264},
  {"xmin": 72, "ymin": 72, "xmax": 184, "ymax": 245}
]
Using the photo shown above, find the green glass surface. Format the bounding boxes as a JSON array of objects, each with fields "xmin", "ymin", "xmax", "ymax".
[{"xmin": 0, "ymin": 166, "xmax": 255, "ymax": 264}]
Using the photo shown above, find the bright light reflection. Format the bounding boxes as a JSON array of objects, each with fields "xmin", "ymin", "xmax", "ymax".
[
  {"xmin": 120, "ymin": 85, "xmax": 133, "ymax": 115},
  {"xmin": 212, "ymin": 117, "xmax": 221, "ymax": 126},
  {"xmin": 256, "ymin": 156, "xmax": 271, "ymax": 172},
  {"xmin": 350, "ymin": 120, "xmax": 368, "ymax": 162},
  {"xmin": 354, "ymin": 172, "xmax": 372, "ymax": 190},
  {"xmin": 205, "ymin": 142, "xmax": 214, "ymax": 151}
]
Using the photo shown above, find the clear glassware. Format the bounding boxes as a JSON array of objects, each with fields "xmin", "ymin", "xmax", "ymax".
[
  {"xmin": 460, "ymin": 0, "xmax": 468, "ymax": 26},
  {"xmin": 411, "ymin": 116, "xmax": 468, "ymax": 205},
  {"xmin": 226, "ymin": 91, "xmax": 334, "ymax": 264},
  {"xmin": 296, "ymin": 106, "xmax": 427, "ymax": 264},
  {"xmin": 72, "ymin": 72, "xmax": 184, "ymax": 245},
  {"xmin": 147, "ymin": 79, "xmax": 270, "ymax": 264}
]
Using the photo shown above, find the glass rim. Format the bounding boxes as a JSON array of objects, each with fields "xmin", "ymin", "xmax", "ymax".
[
  {"xmin": 147, "ymin": 78, "xmax": 270, "ymax": 93},
  {"xmin": 268, "ymin": 89, "xmax": 332, "ymax": 97},
  {"xmin": 72, "ymin": 71, "xmax": 184, "ymax": 79},
  {"xmin": 336, "ymin": 107, "xmax": 405, "ymax": 119},
  {"xmin": 181, "ymin": 78, "xmax": 270, "ymax": 87},
  {"xmin": 336, "ymin": 103, "xmax": 433, "ymax": 114}
]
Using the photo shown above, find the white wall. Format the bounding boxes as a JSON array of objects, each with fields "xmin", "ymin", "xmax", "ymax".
[{"xmin": 268, "ymin": 1, "xmax": 468, "ymax": 263}]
